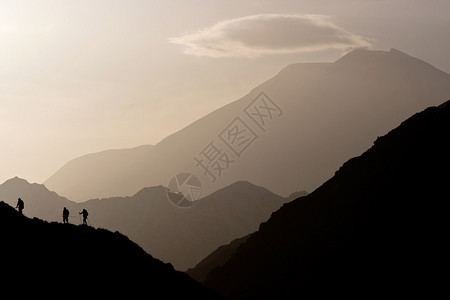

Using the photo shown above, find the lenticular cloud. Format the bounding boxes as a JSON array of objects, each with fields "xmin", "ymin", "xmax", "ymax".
[{"xmin": 169, "ymin": 14, "xmax": 372, "ymax": 58}]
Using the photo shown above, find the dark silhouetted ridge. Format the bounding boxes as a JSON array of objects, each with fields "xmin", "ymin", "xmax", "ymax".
[
  {"xmin": 187, "ymin": 234, "xmax": 251, "ymax": 283},
  {"xmin": 203, "ymin": 99, "xmax": 450, "ymax": 299},
  {"xmin": 0, "ymin": 201, "xmax": 221, "ymax": 299},
  {"xmin": 0, "ymin": 179, "xmax": 288, "ymax": 271}
]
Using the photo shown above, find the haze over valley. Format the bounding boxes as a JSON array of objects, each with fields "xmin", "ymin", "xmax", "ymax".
[{"xmin": 1, "ymin": 1, "xmax": 449, "ymax": 298}]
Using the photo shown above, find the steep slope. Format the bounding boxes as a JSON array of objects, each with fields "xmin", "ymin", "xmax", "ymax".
[
  {"xmin": 186, "ymin": 191, "xmax": 308, "ymax": 284},
  {"xmin": 0, "ymin": 179, "xmax": 289, "ymax": 271},
  {"xmin": 186, "ymin": 234, "xmax": 250, "ymax": 283},
  {"xmin": 0, "ymin": 201, "xmax": 220, "ymax": 299},
  {"xmin": 45, "ymin": 48, "xmax": 450, "ymax": 202},
  {"xmin": 79, "ymin": 181, "xmax": 290, "ymax": 271},
  {"xmin": 45, "ymin": 145, "xmax": 153, "ymax": 201},
  {"xmin": 0, "ymin": 176, "xmax": 75, "ymax": 222},
  {"xmin": 203, "ymin": 100, "xmax": 450, "ymax": 299}
]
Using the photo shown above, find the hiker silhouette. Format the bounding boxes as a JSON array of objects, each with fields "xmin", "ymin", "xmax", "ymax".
[
  {"xmin": 79, "ymin": 209, "xmax": 89, "ymax": 225},
  {"xmin": 63, "ymin": 207, "xmax": 69, "ymax": 224},
  {"xmin": 16, "ymin": 198, "xmax": 24, "ymax": 214}
]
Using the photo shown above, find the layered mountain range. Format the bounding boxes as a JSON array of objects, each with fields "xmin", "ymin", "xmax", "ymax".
[
  {"xmin": 44, "ymin": 49, "xmax": 450, "ymax": 202},
  {"xmin": 2, "ymin": 48, "xmax": 448, "ymax": 300},
  {"xmin": 0, "ymin": 178, "xmax": 294, "ymax": 271},
  {"xmin": 199, "ymin": 100, "xmax": 450, "ymax": 299}
]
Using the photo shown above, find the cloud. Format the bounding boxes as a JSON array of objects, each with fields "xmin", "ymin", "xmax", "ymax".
[{"xmin": 169, "ymin": 14, "xmax": 372, "ymax": 58}]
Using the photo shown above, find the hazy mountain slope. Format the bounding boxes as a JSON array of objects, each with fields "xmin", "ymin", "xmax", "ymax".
[
  {"xmin": 186, "ymin": 234, "xmax": 250, "ymax": 283},
  {"xmin": 0, "ymin": 176, "xmax": 75, "ymax": 221},
  {"xmin": 44, "ymin": 145, "xmax": 153, "ymax": 201},
  {"xmin": 0, "ymin": 179, "xmax": 289, "ymax": 271},
  {"xmin": 203, "ymin": 100, "xmax": 450, "ymax": 299},
  {"xmin": 79, "ymin": 181, "xmax": 290, "ymax": 271},
  {"xmin": 187, "ymin": 190, "xmax": 308, "ymax": 284},
  {"xmin": 45, "ymin": 48, "xmax": 450, "ymax": 202},
  {"xmin": 286, "ymin": 190, "xmax": 308, "ymax": 201},
  {"xmin": 0, "ymin": 201, "xmax": 220, "ymax": 299}
]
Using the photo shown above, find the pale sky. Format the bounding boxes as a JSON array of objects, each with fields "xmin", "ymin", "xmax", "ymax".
[{"xmin": 1, "ymin": 0, "xmax": 449, "ymax": 184}]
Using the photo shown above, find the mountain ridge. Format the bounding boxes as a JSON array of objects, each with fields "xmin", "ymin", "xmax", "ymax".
[
  {"xmin": 0, "ymin": 200, "xmax": 221, "ymax": 299},
  {"xmin": 0, "ymin": 178, "xmax": 290, "ymax": 271},
  {"xmin": 202, "ymin": 99, "xmax": 450, "ymax": 299},
  {"xmin": 44, "ymin": 48, "xmax": 450, "ymax": 202}
]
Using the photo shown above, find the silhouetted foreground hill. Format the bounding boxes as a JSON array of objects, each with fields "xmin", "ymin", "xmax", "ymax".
[
  {"xmin": 0, "ymin": 202, "xmax": 220, "ymax": 299},
  {"xmin": 187, "ymin": 189, "xmax": 309, "ymax": 283},
  {"xmin": 187, "ymin": 234, "xmax": 251, "ymax": 283},
  {"xmin": 0, "ymin": 179, "xmax": 290, "ymax": 271},
  {"xmin": 203, "ymin": 100, "xmax": 450, "ymax": 299}
]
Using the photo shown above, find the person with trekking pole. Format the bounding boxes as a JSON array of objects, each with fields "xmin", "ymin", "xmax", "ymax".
[
  {"xmin": 79, "ymin": 208, "xmax": 89, "ymax": 225},
  {"xmin": 16, "ymin": 198, "xmax": 24, "ymax": 214}
]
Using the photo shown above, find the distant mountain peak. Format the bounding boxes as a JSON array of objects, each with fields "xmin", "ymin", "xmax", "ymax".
[
  {"xmin": 2, "ymin": 176, "xmax": 31, "ymax": 186},
  {"xmin": 1, "ymin": 176, "xmax": 51, "ymax": 192},
  {"xmin": 334, "ymin": 48, "xmax": 448, "ymax": 76},
  {"xmin": 228, "ymin": 180, "xmax": 266, "ymax": 189},
  {"xmin": 132, "ymin": 185, "xmax": 168, "ymax": 198},
  {"xmin": 43, "ymin": 47, "xmax": 450, "ymax": 203},
  {"xmin": 335, "ymin": 47, "xmax": 411, "ymax": 63},
  {"xmin": 211, "ymin": 180, "xmax": 281, "ymax": 198}
]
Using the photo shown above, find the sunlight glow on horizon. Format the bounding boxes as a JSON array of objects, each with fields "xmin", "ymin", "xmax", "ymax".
[{"xmin": 1, "ymin": 0, "xmax": 449, "ymax": 184}]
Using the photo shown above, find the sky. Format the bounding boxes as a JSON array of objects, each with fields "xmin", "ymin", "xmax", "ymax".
[{"xmin": 1, "ymin": 0, "xmax": 449, "ymax": 184}]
